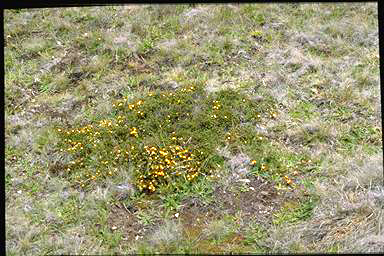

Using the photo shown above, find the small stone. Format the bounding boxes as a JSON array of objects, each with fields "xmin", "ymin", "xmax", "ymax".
[
  {"xmin": 23, "ymin": 204, "xmax": 32, "ymax": 212},
  {"xmin": 303, "ymin": 124, "xmax": 319, "ymax": 134},
  {"xmin": 253, "ymin": 95, "xmax": 264, "ymax": 102},
  {"xmin": 60, "ymin": 190, "xmax": 70, "ymax": 200}
]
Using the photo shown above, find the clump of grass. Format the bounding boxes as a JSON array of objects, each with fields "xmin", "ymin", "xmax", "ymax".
[
  {"xmin": 54, "ymin": 83, "xmax": 280, "ymax": 194},
  {"xmin": 272, "ymin": 197, "xmax": 317, "ymax": 225}
]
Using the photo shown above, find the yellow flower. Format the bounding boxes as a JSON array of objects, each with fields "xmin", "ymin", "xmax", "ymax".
[
  {"xmin": 130, "ymin": 127, "xmax": 138, "ymax": 137},
  {"xmin": 284, "ymin": 175, "xmax": 293, "ymax": 185}
]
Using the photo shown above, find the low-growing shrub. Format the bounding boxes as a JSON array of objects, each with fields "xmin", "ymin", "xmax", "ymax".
[{"xmin": 54, "ymin": 83, "xmax": 302, "ymax": 194}]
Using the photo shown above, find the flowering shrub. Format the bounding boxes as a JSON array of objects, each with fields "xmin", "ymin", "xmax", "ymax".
[{"xmin": 55, "ymin": 84, "xmax": 281, "ymax": 193}]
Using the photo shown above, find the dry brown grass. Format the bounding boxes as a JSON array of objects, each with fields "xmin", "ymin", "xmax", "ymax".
[{"xmin": 264, "ymin": 153, "xmax": 383, "ymax": 252}]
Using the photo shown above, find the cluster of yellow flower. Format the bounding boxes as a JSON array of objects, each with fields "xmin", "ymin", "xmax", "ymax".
[
  {"xmin": 225, "ymin": 132, "xmax": 232, "ymax": 141},
  {"xmin": 56, "ymin": 83, "xmax": 284, "ymax": 192},
  {"xmin": 283, "ymin": 175, "xmax": 293, "ymax": 185},
  {"xmin": 99, "ymin": 119, "xmax": 113, "ymax": 128},
  {"xmin": 57, "ymin": 124, "xmax": 94, "ymax": 136},
  {"xmin": 113, "ymin": 97, "xmax": 144, "ymax": 110},
  {"xmin": 180, "ymin": 85, "xmax": 195, "ymax": 93},
  {"xmin": 116, "ymin": 115, "xmax": 124, "ymax": 124},
  {"xmin": 250, "ymin": 159, "xmax": 269, "ymax": 170},
  {"xmin": 130, "ymin": 127, "xmax": 138, "ymax": 137},
  {"xmin": 212, "ymin": 100, "xmax": 221, "ymax": 110},
  {"xmin": 76, "ymin": 168, "xmax": 118, "ymax": 188},
  {"xmin": 136, "ymin": 143, "xmax": 202, "ymax": 192},
  {"xmin": 269, "ymin": 111, "xmax": 278, "ymax": 119},
  {"xmin": 249, "ymin": 157, "xmax": 315, "ymax": 188},
  {"xmin": 211, "ymin": 100, "xmax": 223, "ymax": 120},
  {"xmin": 65, "ymin": 140, "xmax": 84, "ymax": 152}
]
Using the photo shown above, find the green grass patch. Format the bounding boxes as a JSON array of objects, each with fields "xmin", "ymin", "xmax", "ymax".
[
  {"xmin": 289, "ymin": 101, "xmax": 317, "ymax": 121},
  {"xmin": 273, "ymin": 197, "xmax": 317, "ymax": 225},
  {"xmin": 338, "ymin": 122, "xmax": 382, "ymax": 154}
]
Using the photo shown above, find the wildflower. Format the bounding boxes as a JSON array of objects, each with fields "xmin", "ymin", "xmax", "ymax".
[
  {"xmin": 284, "ymin": 175, "xmax": 293, "ymax": 185},
  {"xmin": 130, "ymin": 127, "xmax": 138, "ymax": 137}
]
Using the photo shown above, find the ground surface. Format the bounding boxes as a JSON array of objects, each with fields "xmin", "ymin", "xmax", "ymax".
[{"xmin": 5, "ymin": 3, "xmax": 383, "ymax": 254}]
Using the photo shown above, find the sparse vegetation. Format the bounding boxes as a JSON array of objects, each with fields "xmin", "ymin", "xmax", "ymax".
[{"xmin": 5, "ymin": 3, "xmax": 382, "ymax": 254}]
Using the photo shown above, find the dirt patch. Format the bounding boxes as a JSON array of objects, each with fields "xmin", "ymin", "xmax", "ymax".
[
  {"xmin": 179, "ymin": 175, "xmax": 303, "ymax": 230},
  {"xmin": 180, "ymin": 197, "xmax": 220, "ymax": 227},
  {"xmin": 213, "ymin": 176, "xmax": 282, "ymax": 224},
  {"xmin": 107, "ymin": 203, "xmax": 149, "ymax": 243}
]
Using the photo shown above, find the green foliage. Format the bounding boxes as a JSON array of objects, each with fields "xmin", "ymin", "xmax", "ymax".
[
  {"xmin": 55, "ymin": 83, "xmax": 278, "ymax": 194},
  {"xmin": 138, "ymin": 38, "xmax": 155, "ymax": 55},
  {"xmin": 252, "ymin": 14, "xmax": 266, "ymax": 26}
]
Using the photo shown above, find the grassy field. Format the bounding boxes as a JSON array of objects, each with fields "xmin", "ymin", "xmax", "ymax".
[{"xmin": 4, "ymin": 3, "xmax": 383, "ymax": 254}]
